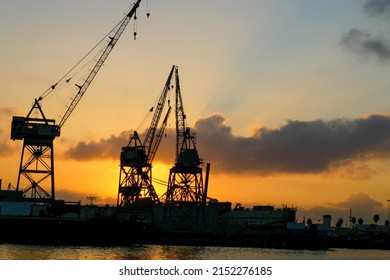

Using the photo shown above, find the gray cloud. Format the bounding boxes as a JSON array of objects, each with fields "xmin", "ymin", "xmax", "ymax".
[
  {"xmin": 64, "ymin": 130, "xmax": 130, "ymax": 161},
  {"xmin": 195, "ymin": 113, "xmax": 390, "ymax": 175},
  {"xmin": 64, "ymin": 112, "xmax": 390, "ymax": 178},
  {"xmin": 298, "ymin": 192, "xmax": 386, "ymax": 226},
  {"xmin": 64, "ymin": 129, "xmax": 176, "ymax": 162},
  {"xmin": 0, "ymin": 107, "xmax": 19, "ymax": 156},
  {"xmin": 364, "ymin": 0, "xmax": 390, "ymax": 18},
  {"xmin": 332, "ymin": 192, "xmax": 383, "ymax": 212},
  {"xmin": 61, "ymin": 124, "xmax": 174, "ymax": 163},
  {"xmin": 341, "ymin": 28, "xmax": 390, "ymax": 62}
]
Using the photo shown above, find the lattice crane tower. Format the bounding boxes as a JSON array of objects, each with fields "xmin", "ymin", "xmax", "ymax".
[
  {"xmin": 117, "ymin": 65, "xmax": 175, "ymax": 207},
  {"xmin": 10, "ymin": 0, "xmax": 144, "ymax": 201}
]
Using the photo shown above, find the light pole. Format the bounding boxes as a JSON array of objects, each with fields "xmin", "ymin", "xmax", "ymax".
[{"xmin": 87, "ymin": 196, "xmax": 97, "ymax": 205}]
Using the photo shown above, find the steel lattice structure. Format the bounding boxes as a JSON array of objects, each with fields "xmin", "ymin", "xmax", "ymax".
[
  {"xmin": 164, "ymin": 67, "xmax": 211, "ymax": 231},
  {"xmin": 117, "ymin": 66, "xmax": 174, "ymax": 207},
  {"xmin": 10, "ymin": 1, "xmax": 143, "ymax": 201}
]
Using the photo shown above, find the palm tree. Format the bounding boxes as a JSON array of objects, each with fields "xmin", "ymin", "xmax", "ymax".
[
  {"xmin": 373, "ymin": 214, "xmax": 380, "ymax": 225},
  {"xmin": 336, "ymin": 218, "xmax": 343, "ymax": 228},
  {"xmin": 351, "ymin": 217, "xmax": 356, "ymax": 229}
]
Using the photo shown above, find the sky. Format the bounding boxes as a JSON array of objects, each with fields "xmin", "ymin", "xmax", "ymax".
[{"xmin": 1, "ymin": 0, "xmax": 390, "ymax": 226}]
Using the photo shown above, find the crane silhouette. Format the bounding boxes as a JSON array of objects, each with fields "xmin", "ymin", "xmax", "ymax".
[{"xmin": 10, "ymin": 0, "xmax": 144, "ymax": 201}]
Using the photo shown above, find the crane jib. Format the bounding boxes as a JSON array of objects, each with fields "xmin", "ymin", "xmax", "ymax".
[
  {"xmin": 11, "ymin": 0, "xmax": 144, "ymax": 201},
  {"xmin": 58, "ymin": 0, "xmax": 142, "ymax": 128},
  {"xmin": 143, "ymin": 65, "xmax": 176, "ymax": 159}
]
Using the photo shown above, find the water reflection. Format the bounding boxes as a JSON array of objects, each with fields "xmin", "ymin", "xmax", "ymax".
[{"xmin": 1, "ymin": 244, "xmax": 390, "ymax": 260}]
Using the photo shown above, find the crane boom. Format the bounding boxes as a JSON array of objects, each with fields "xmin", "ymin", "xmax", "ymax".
[
  {"xmin": 117, "ymin": 66, "xmax": 175, "ymax": 207},
  {"xmin": 59, "ymin": 0, "xmax": 142, "ymax": 127},
  {"xmin": 149, "ymin": 105, "xmax": 171, "ymax": 164},
  {"xmin": 11, "ymin": 0, "xmax": 145, "ymax": 201},
  {"xmin": 174, "ymin": 66, "xmax": 186, "ymax": 161},
  {"xmin": 143, "ymin": 65, "xmax": 175, "ymax": 160}
]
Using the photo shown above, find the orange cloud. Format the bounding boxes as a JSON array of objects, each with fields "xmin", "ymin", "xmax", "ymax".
[{"xmin": 0, "ymin": 107, "xmax": 19, "ymax": 156}]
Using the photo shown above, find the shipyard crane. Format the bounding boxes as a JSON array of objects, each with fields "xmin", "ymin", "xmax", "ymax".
[
  {"xmin": 117, "ymin": 65, "xmax": 175, "ymax": 207},
  {"xmin": 165, "ymin": 67, "xmax": 210, "ymax": 205},
  {"xmin": 10, "ymin": 0, "xmax": 144, "ymax": 201},
  {"xmin": 163, "ymin": 67, "xmax": 211, "ymax": 231}
]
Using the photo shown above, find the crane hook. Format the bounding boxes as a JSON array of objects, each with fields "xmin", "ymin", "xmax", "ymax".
[
  {"xmin": 146, "ymin": 0, "xmax": 151, "ymax": 18},
  {"xmin": 133, "ymin": 10, "xmax": 138, "ymax": 40}
]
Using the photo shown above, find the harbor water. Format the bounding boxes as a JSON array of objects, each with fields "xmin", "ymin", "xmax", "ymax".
[{"xmin": 1, "ymin": 244, "xmax": 390, "ymax": 260}]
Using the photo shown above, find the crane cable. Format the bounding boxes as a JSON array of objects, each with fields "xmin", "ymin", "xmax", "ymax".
[
  {"xmin": 38, "ymin": 13, "xmax": 129, "ymax": 102},
  {"xmin": 53, "ymin": 51, "xmax": 102, "ymax": 121},
  {"xmin": 135, "ymin": 71, "xmax": 174, "ymax": 134},
  {"xmin": 153, "ymin": 177, "xmax": 168, "ymax": 186},
  {"xmin": 38, "ymin": 0, "xmax": 151, "ymax": 102},
  {"xmin": 135, "ymin": 89, "xmax": 171, "ymax": 134}
]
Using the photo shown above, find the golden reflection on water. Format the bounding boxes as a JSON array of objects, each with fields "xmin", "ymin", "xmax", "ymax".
[
  {"xmin": 0, "ymin": 244, "xmax": 206, "ymax": 260},
  {"xmin": 1, "ymin": 244, "xmax": 390, "ymax": 260}
]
